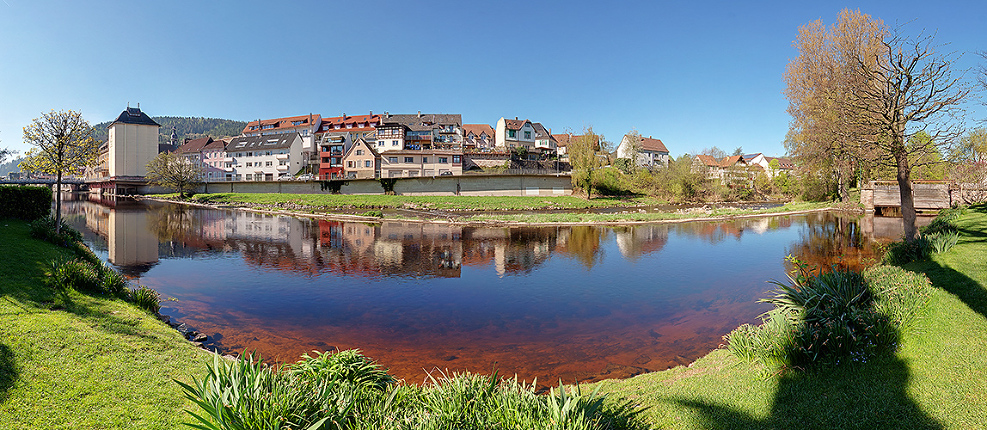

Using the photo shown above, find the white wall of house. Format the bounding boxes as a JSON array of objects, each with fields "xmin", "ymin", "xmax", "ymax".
[{"xmin": 108, "ymin": 122, "xmax": 159, "ymax": 177}]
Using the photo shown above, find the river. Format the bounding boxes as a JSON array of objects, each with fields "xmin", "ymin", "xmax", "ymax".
[{"xmin": 59, "ymin": 196, "xmax": 918, "ymax": 385}]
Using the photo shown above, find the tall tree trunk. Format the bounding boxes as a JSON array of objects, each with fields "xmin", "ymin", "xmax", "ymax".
[
  {"xmin": 55, "ymin": 169, "xmax": 62, "ymax": 236},
  {"xmin": 895, "ymin": 150, "xmax": 918, "ymax": 242}
]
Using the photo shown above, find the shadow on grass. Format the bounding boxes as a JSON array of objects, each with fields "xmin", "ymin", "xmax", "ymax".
[
  {"xmin": 0, "ymin": 343, "xmax": 17, "ymax": 404},
  {"xmin": 673, "ymin": 345, "xmax": 942, "ymax": 429}
]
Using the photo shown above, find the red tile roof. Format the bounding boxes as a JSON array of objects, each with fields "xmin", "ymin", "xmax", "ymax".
[
  {"xmin": 696, "ymin": 154, "xmax": 721, "ymax": 167},
  {"xmin": 720, "ymin": 155, "xmax": 743, "ymax": 167},
  {"xmin": 552, "ymin": 133, "xmax": 577, "ymax": 148},
  {"xmin": 463, "ymin": 124, "xmax": 494, "ymax": 139},
  {"xmin": 242, "ymin": 114, "xmax": 320, "ymax": 134},
  {"xmin": 319, "ymin": 114, "xmax": 381, "ymax": 132},
  {"xmin": 639, "ymin": 137, "xmax": 668, "ymax": 153}
]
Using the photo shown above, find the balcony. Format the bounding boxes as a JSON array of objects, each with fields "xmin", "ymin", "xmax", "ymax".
[
  {"xmin": 276, "ymin": 164, "xmax": 289, "ymax": 171},
  {"xmin": 275, "ymin": 153, "xmax": 289, "ymax": 160}
]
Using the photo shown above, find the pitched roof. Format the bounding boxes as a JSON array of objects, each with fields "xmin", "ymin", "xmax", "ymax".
[
  {"xmin": 111, "ymin": 107, "xmax": 160, "ymax": 127},
  {"xmin": 765, "ymin": 156, "xmax": 795, "ymax": 169},
  {"xmin": 463, "ymin": 124, "xmax": 494, "ymax": 139},
  {"xmin": 742, "ymin": 153, "xmax": 761, "ymax": 161},
  {"xmin": 319, "ymin": 114, "xmax": 381, "ymax": 132},
  {"xmin": 343, "ymin": 137, "xmax": 380, "ymax": 159},
  {"xmin": 720, "ymin": 155, "xmax": 743, "ymax": 167},
  {"xmin": 696, "ymin": 154, "xmax": 721, "ymax": 167},
  {"xmin": 225, "ymin": 133, "xmax": 301, "ymax": 151},
  {"xmin": 379, "ymin": 113, "xmax": 462, "ymax": 132},
  {"xmin": 242, "ymin": 114, "xmax": 319, "ymax": 134},
  {"xmin": 639, "ymin": 136, "xmax": 668, "ymax": 153},
  {"xmin": 531, "ymin": 123, "xmax": 556, "ymax": 141},
  {"xmin": 552, "ymin": 133, "xmax": 577, "ymax": 148},
  {"xmin": 176, "ymin": 137, "xmax": 214, "ymax": 154},
  {"xmin": 503, "ymin": 118, "xmax": 530, "ymax": 131}
]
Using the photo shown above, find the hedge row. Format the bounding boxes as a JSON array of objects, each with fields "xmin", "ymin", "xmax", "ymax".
[{"xmin": 0, "ymin": 185, "xmax": 52, "ymax": 220}]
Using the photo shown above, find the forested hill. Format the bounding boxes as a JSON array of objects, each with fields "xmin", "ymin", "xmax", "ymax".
[{"xmin": 91, "ymin": 116, "xmax": 247, "ymax": 145}]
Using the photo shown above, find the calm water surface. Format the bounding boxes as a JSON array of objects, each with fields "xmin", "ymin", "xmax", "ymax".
[{"xmin": 60, "ymin": 197, "xmax": 912, "ymax": 385}]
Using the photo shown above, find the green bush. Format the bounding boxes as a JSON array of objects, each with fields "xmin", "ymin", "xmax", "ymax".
[
  {"xmin": 727, "ymin": 258, "xmax": 932, "ymax": 371},
  {"xmin": 360, "ymin": 210, "xmax": 383, "ymax": 218},
  {"xmin": 181, "ymin": 351, "xmax": 640, "ymax": 430},
  {"xmin": 129, "ymin": 286, "xmax": 161, "ymax": 314},
  {"xmin": 0, "ymin": 185, "xmax": 52, "ymax": 220},
  {"xmin": 29, "ymin": 216, "xmax": 82, "ymax": 246},
  {"xmin": 44, "ymin": 258, "xmax": 102, "ymax": 293}
]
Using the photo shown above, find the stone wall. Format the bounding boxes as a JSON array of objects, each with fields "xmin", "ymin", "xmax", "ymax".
[{"xmin": 188, "ymin": 174, "xmax": 572, "ymax": 197}]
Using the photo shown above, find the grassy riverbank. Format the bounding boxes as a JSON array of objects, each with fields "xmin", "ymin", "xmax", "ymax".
[
  {"xmin": 0, "ymin": 220, "xmax": 211, "ymax": 429},
  {"xmin": 178, "ymin": 193, "xmax": 668, "ymax": 211},
  {"xmin": 154, "ymin": 193, "xmax": 831, "ymax": 224},
  {"xmin": 590, "ymin": 203, "xmax": 987, "ymax": 429}
]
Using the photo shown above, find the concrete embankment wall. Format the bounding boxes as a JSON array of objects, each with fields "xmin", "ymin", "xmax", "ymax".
[
  {"xmin": 192, "ymin": 174, "xmax": 572, "ymax": 197},
  {"xmin": 861, "ymin": 180, "xmax": 987, "ymax": 212}
]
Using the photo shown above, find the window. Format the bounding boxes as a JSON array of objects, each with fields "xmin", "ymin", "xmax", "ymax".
[
  {"xmin": 524, "ymin": 131, "xmax": 531, "ymax": 139},
  {"xmin": 422, "ymin": 157, "xmax": 428, "ymax": 163},
  {"xmin": 279, "ymin": 160, "xmax": 287, "ymax": 165},
  {"xmin": 509, "ymin": 130, "xmax": 516, "ymax": 138},
  {"xmin": 246, "ymin": 152, "xmax": 253, "ymax": 157},
  {"xmin": 388, "ymin": 157, "xmax": 398, "ymax": 163},
  {"xmin": 246, "ymin": 162, "xmax": 252, "ymax": 167},
  {"xmin": 365, "ymin": 160, "xmax": 372, "ymax": 167},
  {"xmin": 356, "ymin": 150, "xmax": 363, "ymax": 155},
  {"xmin": 265, "ymin": 161, "xmax": 273, "ymax": 167},
  {"xmin": 392, "ymin": 140, "xmax": 399, "ymax": 146},
  {"xmin": 453, "ymin": 155, "xmax": 461, "ymax": 163},
  {"xmin": 404, "ymin": 157, "xmax": 414, "ymax": 163},
  {"xmin": 438, "ymin": 157, "xmax": 448, "ymax": 163}
]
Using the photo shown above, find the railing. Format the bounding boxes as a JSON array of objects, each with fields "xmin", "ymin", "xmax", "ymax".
[{"xmin": 464, "ymin": 169, "xmax": 571, "ymax": 176}]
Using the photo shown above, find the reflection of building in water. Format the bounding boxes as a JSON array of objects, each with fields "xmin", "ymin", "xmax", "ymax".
[
  {"xmin": 79, "ymin": 199, "xmax": 159, "ymax": 276},
  {"xmin": 227, "ymin": 212, "xmax": 321, "ymax": 274},
  {"xmin": 460, "ymin": 227, "xmax": 559, "ymax": 276},
  {"xmin": 375, "ymin": 222, "xmax": 463, "ymax": 278},
  {"xmin": 614, "ymin": 224, "xmax": 669, "ymax": 260}
]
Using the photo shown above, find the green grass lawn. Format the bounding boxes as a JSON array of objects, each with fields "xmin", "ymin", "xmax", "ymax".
[
  {"xmin": 168, "ymin": 193, "xmax": 668, "ymax": 211},
  {"xmin": 591, "ymin": 204, "xmax": 987, "ymax": 429},
  {"xmin": 0, "ymin": 220, "xmax": 212, "ymax": 429}
]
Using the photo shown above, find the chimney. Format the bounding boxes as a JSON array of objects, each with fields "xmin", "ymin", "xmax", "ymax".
[
  {"xmin": 418, "ymin": 111, "xmax": 422, "ymax": 118},
  {"xmin": 369, "ymin": 110, "xmax": 373, "ymax": 117},
  {"xmin": 309, "ymin": 113, "xmax": 313, "ymax": 125},
  {"xmin": 342, "ymin": 112, "xmax": 346, "ymax": 119},
  {"xmin": 515, "ymin": 116, "xmax": 518, "ymax": 120}
]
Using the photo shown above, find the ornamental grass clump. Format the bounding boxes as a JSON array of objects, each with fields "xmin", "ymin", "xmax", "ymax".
[
  {"xmin": 129, "ymin": 286, "xmax": 161, "ymax": 314},
  {"xmin": 726, "ymin": 257, "xmax": 932, "ymax": 371}
]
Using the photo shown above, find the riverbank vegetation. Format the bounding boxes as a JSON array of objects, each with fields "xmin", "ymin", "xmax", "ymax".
[
  {"xmin": 590, "ymin": 203, "xmax": 987, "ymax": 428},
  {"xmin": 0, "ymin": 218, "xmax": 212, "ymax": 428},
  {"xmin": 152, "ymin": 193, "xmax": 834, "ymax": 225}
]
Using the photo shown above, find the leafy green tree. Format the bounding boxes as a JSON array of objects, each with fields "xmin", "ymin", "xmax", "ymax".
[
  {"xmin": 950, "ymin": 128, "xmax": 987, "ymax": 163},
  {"xmin": 145, "ymin": 152, "xmax": 203, "ymax": 199},
  {"xmin": 569, "ymin": 127, "xmax": 603, "ymax": 198},
  {"xmin": 20, "ymin": 110, "xmax": 99, "ymax": 235}
]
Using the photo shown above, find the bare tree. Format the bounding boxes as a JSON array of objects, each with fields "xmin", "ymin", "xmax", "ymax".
[{"xmin": 849, "ymin": 30, "xmax": 969, "ymax": 242}]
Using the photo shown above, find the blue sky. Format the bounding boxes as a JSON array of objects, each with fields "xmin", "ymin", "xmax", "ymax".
[{"xmin": 1, "ymin": 1, "xmax": 984, "ymax": 158}]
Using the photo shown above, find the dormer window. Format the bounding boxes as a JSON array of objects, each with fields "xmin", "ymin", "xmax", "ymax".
[{"xmin": 292, "ymin": 120, "xmax": 304, "ymax": 126}]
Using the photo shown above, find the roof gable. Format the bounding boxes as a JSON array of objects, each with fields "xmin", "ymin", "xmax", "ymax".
[
  {"xmin": 177, "ymin": 137, "xmax": 214, "ymax": 154},
  {"xmin": 638, "ymin": 136, "xmax": 668, "ymax": 153},
  {"xmin": 112, "ymin": 107, "xmax": 160, "ymax": 127},
  {"xmin": 225, "ymin": 133, "xmax": 301, "ymax": 151}
]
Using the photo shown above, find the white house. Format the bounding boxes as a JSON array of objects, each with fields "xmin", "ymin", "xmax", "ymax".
[
  {"xmin": 617, "ymin": 135, "xmax": 670, "ymax": 168},
  {"xmin": 495, "ymin": 117, "xmax": 536, "ymax": 152},
  {"xmin": 225, "ymin": 133, "xmax": 305, "ymax": 181}
]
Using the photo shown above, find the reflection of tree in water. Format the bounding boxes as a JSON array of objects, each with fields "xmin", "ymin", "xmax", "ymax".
[
  {"xmin": 614, "ymin": 224, "xmax": 669, "ymax": 261},
  {"xmin": 559, "ymin": 226, "xmax": 608, "ymax": 269},
  {"xmin": 786, "ymin": 212, "xmax": 879, "ymax": 273},
  {"xmin": 146, "ymin": 203, "xmax": 198, "ymax": 243}
]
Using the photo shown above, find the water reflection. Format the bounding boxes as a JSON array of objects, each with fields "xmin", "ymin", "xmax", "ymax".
[{"xmin": 61, "ymin": 196, "xmax": 917, "ymax": 386}]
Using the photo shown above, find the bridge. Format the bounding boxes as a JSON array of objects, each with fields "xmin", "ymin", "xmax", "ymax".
[
  {"xmin": 0, "ymin": 178, "xmax": 87, "ymax": 191},
  {"xmin": 861, "ymin": 180, "xmax": 987, "ymax": 214}
]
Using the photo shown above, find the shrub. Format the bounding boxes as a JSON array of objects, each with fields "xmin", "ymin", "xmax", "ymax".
[
  {"xmin": 129, "ymin": 286, "xmax": 161, "ymax": 314},
  {"xmin": 99, "ymin": 268, "xmax": 129, "ymax": 296},
  {"xmin": 44, "ymin": 259, "xmax": 102, "ymax": 293},
  {"xmin": 728, "ymin": 258, "xmax": 932, "ymax": 371},
  {"xmin": 360, "ymin": 210, "xmax": 383, "ymax": 218},
  {"xmin": 0, "ymin": 185, "xmax": 52, "ymax": 220},
  {"xmin": 864, "ymin": 265, "xmax": 933, "ymax": 331},
  {"xmin": 288, "ymin": 349, "xmax": 395, "ymax": 392},
  {"xmin": 29, "ymin": 216, "xmax": 82, "ymax": 246}
]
